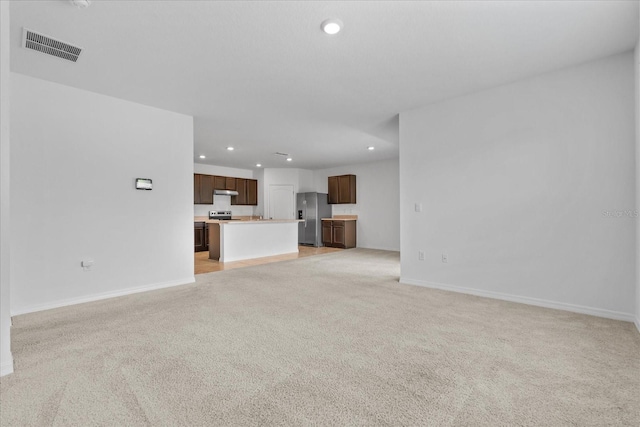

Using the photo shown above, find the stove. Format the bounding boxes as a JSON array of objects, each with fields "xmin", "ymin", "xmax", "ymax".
[{"xmin": 209, "ymin": 210, "xmax": 236, "ymax": 220}]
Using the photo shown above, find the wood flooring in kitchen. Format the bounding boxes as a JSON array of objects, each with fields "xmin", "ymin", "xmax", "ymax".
[{"xmin": 194, "ymin": 245, "xmax": 343, "ymax": 275}]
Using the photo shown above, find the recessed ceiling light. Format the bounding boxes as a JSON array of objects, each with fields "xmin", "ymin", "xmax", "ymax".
[
  {"xmin": 368, "ymin": 146, "xmax": 375, "ymax": 151},
  {"xmin": 286, "ymin": 158, "xmax": 293, "ymax": 162},
  {"xmin": 69, "ymin": 0, "xmax": 91, "ymax": 8},
  {"xmin": 256, "ymin": 163, "xmax": 262, "ymax": 167},
  {"xmin": 226, "ymin": 147, "xmax": 234, "ymax": 151},
  {"xmin": 321, "ymin": 19, "xmax": 343, "ymax": 35}
]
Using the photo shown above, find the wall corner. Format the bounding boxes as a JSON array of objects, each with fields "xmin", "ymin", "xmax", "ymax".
[{"xmin": 0, "ymin": 0, "xmax": 14, "ymax": 376}]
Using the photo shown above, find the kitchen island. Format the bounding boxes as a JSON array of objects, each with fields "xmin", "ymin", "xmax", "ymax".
[{"xmin": 200, "ymin": 218, "xmax": 302, "ymax": 263}]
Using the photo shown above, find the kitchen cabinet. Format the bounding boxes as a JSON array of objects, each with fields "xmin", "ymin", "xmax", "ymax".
[
  {"xmin": 225, "ymin": 177, "xmax": 236, "ymax": 190},
  {"xmin": 231, "ymin": 178, "xmax": 258, "ymax": 206},
  {"xmin": 195, "ymin": 174, "xmax": 258, "ymax": 205},
  {"xmin": 194, "ymin": 222, "xmax": 206, "ymax": 252},
  {"xmin": 328, "ymin": 176, "xmax": 338, "ymax": 204},
  {"xmin": 246, "ymin": 179, "xmax": 258, "ymax": 205},
  {"xmin": 321, "ymin": 219, "xmax": 356, "ymax": 248},
  {"xmin": 194, "ymin": 174, "xmax": 214, "ymax": 204},
  {"xmin": 214, "ymin": 176, "xmax": 226, "ymax": 190},
  {"xmin": 322, "ymin": 221, "xmax": 332, "ymax": 245},
  {"xmin": 200, "ymin": 174, "xmax": 214, "ymax": 204},
  {"xmin": 213, "ymin": 175, "xmax": 238, "ymax": 191},
  {"xmin": 232, "ymin": 178, "xmax": 247, "ymax": 205},
  {"xmin": 194, "ymin": 174, "xmax": 202, "ymax": 204},
  {"xmin": 328, "ymin": 174, "xmax": 356, "ymax": 204}
]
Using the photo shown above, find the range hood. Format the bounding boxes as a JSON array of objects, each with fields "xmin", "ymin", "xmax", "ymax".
[{"xmin": 214, "ymin": 189, "xmax": 239, "ymax": 196}]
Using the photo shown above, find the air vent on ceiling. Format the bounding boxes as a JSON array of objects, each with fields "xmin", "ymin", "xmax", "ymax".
[
  {"xmin": 22, "ymin": 28, "xmax": 82, "ymax": 63},
  {"xmin": 274, "ymin": 152, "xmax": 289, "ymax": 157}
]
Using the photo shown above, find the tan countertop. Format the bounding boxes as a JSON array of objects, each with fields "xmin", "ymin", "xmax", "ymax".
[
  {"xmin": 321, "ymin": 215, "xmax": 358, "ymax": 221},
  {"xmin": 195, "ymin": 217, "xmax": 302, "ymax": 224},
  {"xmin": 219, "ymin": 219, "xmax": 303, "ymax": 224}
]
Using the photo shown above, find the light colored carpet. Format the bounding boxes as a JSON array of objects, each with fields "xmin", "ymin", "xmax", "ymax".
[{"xmin": 1, "ymin": 248, "xmax": 639, "ymax": 426}]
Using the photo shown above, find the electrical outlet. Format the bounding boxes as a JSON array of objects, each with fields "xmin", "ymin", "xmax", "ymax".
[
  {"xmin": 415, "ymin": 203, "xmax": 422, "ymax": 212},
  {"xmin": 441, "ymin": 253, "xmax": 448, "ymax": 263},
  {"xmin": 418, "ymin": 251, "xmax": 425, "ymax": 261}
]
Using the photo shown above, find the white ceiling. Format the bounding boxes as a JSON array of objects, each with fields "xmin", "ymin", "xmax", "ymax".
[{"xmin": 9, "ymin": 0, "xmax": 639, "ymax": 170}]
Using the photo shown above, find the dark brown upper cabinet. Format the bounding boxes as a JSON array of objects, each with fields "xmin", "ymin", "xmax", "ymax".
[
  {"xmin": 195, "ymin": 174, "xmax": 258, "ymax": 206},
  {"xmin": 199, "ymin": 174, "xmax": 214, "ymax": 204},
  {"xmin": 194, "ymin": 173, "xmax": 214, "ymax": 205},
  {"xmin": 328, "ymin": 176, "xmax": 338, "ymax": 204},
  {"xmin": 232, "ymin": 178, "xmax": 247, "ymax": 205},
  {"xmin": 246, "ymin": 179, "xmax": 258, "ymax": 205},
  {"xmin": 194, "ymin": 174, "xmax": 202, "ymax": 204},
  {"xmin": 213, "ymin": 176, "xmax": 226, "ymax": 190},
  {"xmin": 231, "ymin": 178, "xmax": 258, "ymax": 206},
  {"xmin": 328, "ymin": 174, "xmax": 356, "ymax": 204},
  {"xmin": 225, "ymin": 177, "xmax": 236, "ymax": 190}
]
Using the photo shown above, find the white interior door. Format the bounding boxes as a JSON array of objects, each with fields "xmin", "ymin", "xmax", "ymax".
[{"xmin": 269, "ymin": 185, "xmax": 294, "ymax": 219}]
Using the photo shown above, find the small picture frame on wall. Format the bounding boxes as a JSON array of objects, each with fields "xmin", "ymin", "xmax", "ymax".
[{"xmin": 135, "ymin": 178, "xmax": 153, "ymax": 190}]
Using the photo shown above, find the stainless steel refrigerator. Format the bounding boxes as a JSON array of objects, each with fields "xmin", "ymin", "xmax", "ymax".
[{"xmin": 297, "ymin": 192, "xmax": 332, "ymax": 247}]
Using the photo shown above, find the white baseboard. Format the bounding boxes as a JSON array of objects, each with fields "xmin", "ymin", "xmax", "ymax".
[
  {"xmin": 400, "ymin": 277, "xmax": 636, "ymax": 323},
  {"xmin": 11, "ymin": 276, "xmax": 196, "ymax": 317},
  {"xmin": 221, "ymin": 251, "xmax": 298, "ymax": 263},
  {"xmin": 635, "ymin": 317, "xmax": 640, "ymax": 334},
  {"xmin": 1, "ymin": 355, "xmax": 13, "ymax": 377},
  {"xmin": 357, "ymin": 246, "xmax": 400, "ymax": 252}
]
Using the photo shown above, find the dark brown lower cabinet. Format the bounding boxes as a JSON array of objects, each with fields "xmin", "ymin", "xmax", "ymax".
[
  {"xmin": 321, "ymin": 220, "xmax": 356, "ymax": 249},
  {"xmin": 195, "ymin": 222, "xmax": 206, "ymax": 252},
  {"xmin": 322, "ymin": 221, "xmax": 332, "ymax": 245}
]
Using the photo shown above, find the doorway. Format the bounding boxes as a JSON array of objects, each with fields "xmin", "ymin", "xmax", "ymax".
[{"xmin": 268, "ymin": 184, "xmax": 294, "ymax": 220}]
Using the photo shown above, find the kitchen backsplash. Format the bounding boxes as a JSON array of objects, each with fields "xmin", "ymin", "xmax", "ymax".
[
  {"xmin": 193, "ymin": 195, "xmax": 258, "ymax": 217},
  {"xmin": 331, "ymin": 205, "xmax": 358, "ymax": 217}
]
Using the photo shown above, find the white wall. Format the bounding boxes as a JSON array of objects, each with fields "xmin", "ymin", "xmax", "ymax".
[
  {"xmin": 254, "ymin": 168, "xmax": 265, "ymax": 218},
  {"xmin": 0, "ymin": 0, "xmax": 13, "ymax": 376},
  {"xmin": 636, "ymin": 10, "xmax": 640, "ymax": 332},
  {"xmin": 193, "ymin": 163, "xmax": 256, "ymax": 217},
  {"xmin": 400, "ymin": 52, "xmax": 636, "ymax": 321},
  {"xmin": 11, "ymin": 74, "xmax": 194, "ymax": 315},
  {"xmin": 298, "ymin": 169, "xmax": 315, "ymax": 193},
  {"xmin": 314, "ymin": 159, "xmax": 400, "ymax": 251}
]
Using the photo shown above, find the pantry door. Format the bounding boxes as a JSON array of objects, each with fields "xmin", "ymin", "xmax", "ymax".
[{"xmin": 268, "ymin": 185, "xmax": 294, "ymax": 220}]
